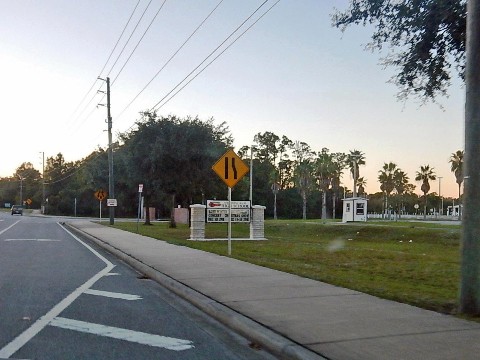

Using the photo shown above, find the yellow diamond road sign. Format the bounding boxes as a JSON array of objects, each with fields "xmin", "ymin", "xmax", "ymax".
[
  {"xmin": 212, "ymin": 149, "xmax": 249, "ymax": 188},
  {"xmin": 95, "ymin": 189, "xmax": 107, "ymax": 201}
]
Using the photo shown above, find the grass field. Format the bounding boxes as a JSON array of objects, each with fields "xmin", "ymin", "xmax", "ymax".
[{"xmin": 110, "ymin": 219, "xmax": 462, "ymax": 315}]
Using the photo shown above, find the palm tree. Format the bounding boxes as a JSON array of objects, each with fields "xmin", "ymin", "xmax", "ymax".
[
  {"xmin": 294, "ymin": 160, "xmax": 315, "ymax": 220},
  {"xmin": 331, "ymin": 152, "xmax": 347, "ymax": 219},
  {"xmin": 356, "ymin": 177, "xmax": 367, "ymax": 197},
  {"xmin": 378, "ymin": 162, "xmax": 397, "ymax": 218},
  {"xmin": 449, "ymin": 150, "xmax": 464, "ymax": 218},
  {"xmin": 347, "ymin": 150, "xmax": 365, "ymax": 197},
  {"xmin": 393, "ymin": 170, "xmax": 409, "ymax": 218},
  {"xmin": 292, "ymin": 141, "xmax": 316, "ymax": 220},
  {"xmin": 315, "ymin": 148, "xmax": 336, "ymax": 220},
  {"xmin": 415, "ymin": 165, "xmax": 436, "ymax": 220}
]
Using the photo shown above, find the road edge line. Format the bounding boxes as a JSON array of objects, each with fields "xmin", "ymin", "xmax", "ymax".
[{"xmin": 65, "ymin": 222, "xmax": 326, "ymax": 360}]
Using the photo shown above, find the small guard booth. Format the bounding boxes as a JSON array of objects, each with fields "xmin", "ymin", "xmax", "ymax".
[{"xmin": 342, "ymin": 197, "xmax": 368, "ymax": 222}]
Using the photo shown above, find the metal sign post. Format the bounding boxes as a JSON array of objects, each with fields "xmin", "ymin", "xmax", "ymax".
[
  {"xmin": 228, "ymin": 187, "xmax": 232, "ymax": 255},
  {"xmin": 212, "ymin": 149, "xmax": 249, "ymax": 256},
  {"xmin": 137, "ymin": 184, "xmax": 143, "ymax": 233},
  {"xmin": 94, "ymin": 189, "xmax": 107, "ymax": 223}
]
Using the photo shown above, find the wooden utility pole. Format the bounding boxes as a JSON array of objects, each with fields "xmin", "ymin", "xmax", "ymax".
[
  {"xmin": 106, "ymin": 77, "xmax": 115, "ymax": 225},
  {"xmin": 460, "ymin": 0, "xmax": 480, "ymax": 314}
]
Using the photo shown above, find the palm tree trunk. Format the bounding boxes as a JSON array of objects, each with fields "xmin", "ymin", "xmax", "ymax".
[
  {"xmin": 423, "ymin": 193, "xmax": 427, "ymax": 220},
  {"xmin": 382, "ymin": 193, "xmax": 386, "ymax": 219},
  {"xmin": 302, "ymin": 191, "xmax": 307, "ymax": 220},
  {"xmin": 322, "ymin": 191, "xmax": 327, "ymax": 220},
  {"xmin": 385, "ymin": 195, "xmax": 389, "ymax": 220},
  {"xmin": 332, "ymin": 193, "xmax": 336, "ymax": 220},
  {"xmin": 458, "ymin": 183, "xmax": 462, "ymax": 219}
]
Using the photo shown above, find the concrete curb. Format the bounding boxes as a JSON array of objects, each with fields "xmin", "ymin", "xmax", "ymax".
[{"xmin": 65, "ymin": 223, "xmax": 326, "ymax": 360}]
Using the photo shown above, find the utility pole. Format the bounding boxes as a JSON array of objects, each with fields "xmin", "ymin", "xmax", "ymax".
[
  {"xmin": 460, "ymin": 0, "xmax": 480, "ymax": 315},
  {"xmin": 98, "ymin": 77, "xmax": 115, "ymax": 225},
  {"xmin": 41, "ymin": 152, "xmax": 45, "ymax": 214},
  {"xmin": 107, "ymin": 77, "xmax": 115, "ymax": 225},
  {"xmin": 18, "ymin": 175, "xmax": 26, "ymax": 206}
]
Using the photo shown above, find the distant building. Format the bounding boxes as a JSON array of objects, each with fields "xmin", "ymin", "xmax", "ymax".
[
  {"xmin": 446, "ymin": 205, "xmax": 462, "ymax": 217},
  {"xmin": 342, "ymin": 197, "xmax": 368, "ymax": 222}
]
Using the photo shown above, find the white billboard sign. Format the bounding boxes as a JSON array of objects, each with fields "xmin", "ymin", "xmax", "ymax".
[
  {"xmin": 207, "ymin": 209, "xmax": 250, "ymax": 223},
  {"xmin": 207, "ymin": 200, "xmax": 250, "ymax": 209},
  {"xmin": 206, "ymin": 200, "xmax": 250, "ymax": 223}
]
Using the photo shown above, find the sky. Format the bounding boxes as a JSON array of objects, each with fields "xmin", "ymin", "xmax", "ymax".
[{"xmin": 1, "ymin": 0, "xmax": 464, "ymax": 198}]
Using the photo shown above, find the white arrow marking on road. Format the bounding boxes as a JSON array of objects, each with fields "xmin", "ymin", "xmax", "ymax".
[
  {"xmin": 4, "ymin": 239, "xmax": 61, "ymax": 242},
  {"xmin": 105, "ymin": 272, "xmax": 120, "ymax": 276},
  {"xmin": 84, "ymin": 289, "xmax": 142, "ymax": 301},
  {"xmin": 0, "ymin": 223, "xmax": 115, "ymax": 359},
  {"xmin": 50, "ymin": 317, "xmax": 194, "ymax": 351}
]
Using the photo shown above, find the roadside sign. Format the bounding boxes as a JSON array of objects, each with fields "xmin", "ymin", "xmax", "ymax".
[
  {"xmin": 207, "ymin": 200, "xmax": 250, "ymax": 209},
  {"xmin": 212, "ymin": 149, "xmax": 249, "ymax": 188},
  {"xmin": 138, "ymin": 184, "xmax": 143, "ymax": 193},
  {"xmin": 26, "ymin": 199, "xmax": 32, "ymax": 205},
  {"xmin": 206, "ymin": 200, "xmax": 250, "ymax": 223},
  {"xmin": 107, "ymin": 199, "xmax": 117, "ymax": 207},
  {"xmin": 207, "ymin": 209, "xmax": 250, "ymax": 223},
  {"xmin": 95, "ymin": 189, "xmax": 107, "ymax": 201}
]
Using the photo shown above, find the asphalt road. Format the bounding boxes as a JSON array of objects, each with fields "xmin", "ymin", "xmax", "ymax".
[{"xmin": 0, "ymin": 213, "xmax": 275, "ymax": 359}]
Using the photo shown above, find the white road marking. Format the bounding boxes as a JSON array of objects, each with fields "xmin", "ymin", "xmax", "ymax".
[
  {"xmin": 0, "ymin": 223, "xmax": 115, "ymax": 358},
  {"xmin": 84, "ymin": 289, "xmax": 142, "ymax": 301},
  {"xmin": 0, "ymin": 221, "xmax": 21, "ymax": 236},
  {"xmin": 50, "ymin": 317, "xmax": 194, "ymax": 351},
  {"xmin": 4, "ymin": 239, "xmax": 61, "ymax": 242},
  {"xmin": 105, "ymin": 272, "xmax": 120, "ymax": 276}
]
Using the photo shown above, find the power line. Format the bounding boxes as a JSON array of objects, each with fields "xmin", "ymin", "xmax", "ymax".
[
  {"xmin": 155, "ymin": 0, "xmax": 282, "ymax": 112},
  {"xmin": 43, "ymin": 150, "xmax": 107, "ymax": 185},
  {"xmin": 111, "ymin": 0, "xmax": 168, "ymax": 86},
  {"xmin": 68, "ymin": 0, "xmax": 142, "ymax": 125},
  {"xmin": 120, "ymin": 0, "xmax": 276, "ymax": 136},
  {"xmin": 69, "ymin": 0, "xmax": 156, "ymax": 137},
  {"xmin": 114, "ymin": 0, "xmax": 225, "ymax": 120},
  {"xmin": 70, "ymin": 0, "xmax": 155, "ymax": 136},
  {"xmin": 106, "ymin": 0, "xmax": 154, "ymax": 78},
  {"xmin": 149, "ymin": 0, "xmax": 271, "ymax": 111}
]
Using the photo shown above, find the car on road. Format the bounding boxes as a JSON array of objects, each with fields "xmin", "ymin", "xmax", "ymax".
[{"xmin": 11, "ymin": 205, "xmax": 23, "ymax": 215}]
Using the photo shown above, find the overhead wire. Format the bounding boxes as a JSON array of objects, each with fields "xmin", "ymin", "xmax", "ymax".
[
  {"xmin": 154, "ymin": 0, "xmax": 281, "ymax": 112},
  {"xmin": 120, "ymin": 0, "xmax": 276, "ymax": 136},
  {"xmin": 46, "ymin": 1, "xmax": 281, "ymax": 186},
  {"xmin": 111, "ymin": 0, "xmax": 168, "ymax": 86},
  {"xmin": 71, "ymin": 0, "xmax": 156, "ymax": 133},
  {"xmin": 105, "ymin": 0, "xmax": 154, "ymax": 78},
  {"xmin": 149, "ymin": 0, "xmax": 271, "ymax": 112},
  {"xmin": 114, "ymin": 0, "xmax": 225, "ymax": 120},
  {"xmin": 68, "ymin": 0, "xmax": 142, "ymax": 126}
]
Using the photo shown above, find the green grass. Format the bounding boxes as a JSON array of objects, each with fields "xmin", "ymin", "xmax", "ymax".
[{"xmin": 110, "ymin": 219, "xmax": 462, "ymax": 315}]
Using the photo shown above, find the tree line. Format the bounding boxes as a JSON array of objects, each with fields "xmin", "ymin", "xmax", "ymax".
[{"xmin": 0, "ymin": 112, "xmax": 464, "ymax": 220}]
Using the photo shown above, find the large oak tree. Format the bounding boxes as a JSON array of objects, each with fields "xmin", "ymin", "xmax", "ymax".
[{"xmin": 332, "ymin": 0, "xmax": 466, "ymax": 102}]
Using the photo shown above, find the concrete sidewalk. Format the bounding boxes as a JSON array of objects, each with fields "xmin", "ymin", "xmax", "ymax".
[{"xmin": 67, "ymin": 220, "xmax": 480, "ymax": 360}]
